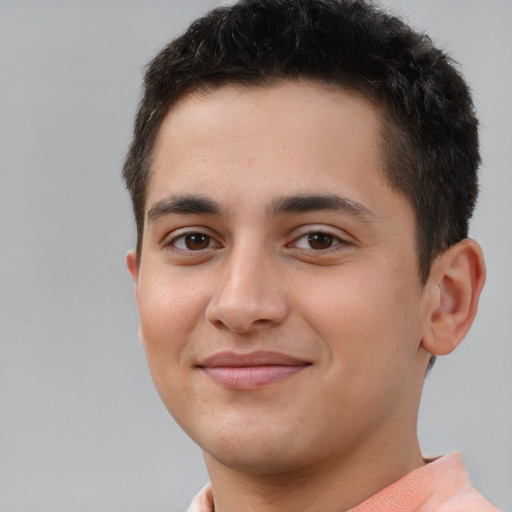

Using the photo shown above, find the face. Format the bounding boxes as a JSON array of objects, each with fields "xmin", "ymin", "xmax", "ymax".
[{"xmin": 128, "ymin": 81, "xmax": 433, "ymax": 475}]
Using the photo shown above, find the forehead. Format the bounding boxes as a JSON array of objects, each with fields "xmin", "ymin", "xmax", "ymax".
[{"xmin": 148, "ymin": 81, "xmax": 390, "ymax": 206}]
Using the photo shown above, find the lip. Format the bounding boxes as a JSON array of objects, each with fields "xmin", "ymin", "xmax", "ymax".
[{"xmin": 198, "ymin": 351, "xmax": 311, "ymax": 389}]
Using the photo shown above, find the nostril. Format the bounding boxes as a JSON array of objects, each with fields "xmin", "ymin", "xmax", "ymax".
[
  {"xmin": 253, "ymin": 318, "xmax": 274, "ymax": 326},
  {"xmin": 205, "ymin": 302, "xmax": 288, "ymax": 333}
]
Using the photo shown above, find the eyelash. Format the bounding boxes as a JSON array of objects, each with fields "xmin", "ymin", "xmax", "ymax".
[
  {"xmin": 290, "ymin": 231, "xmax": 347, "ymax": 251},
  {"xmin": 167, "ymin": 228, "xmax": 348, "ymax": 253},
  {"xmin": 168, "ymin": 231, "xmax": 221, "ymax": 251}
]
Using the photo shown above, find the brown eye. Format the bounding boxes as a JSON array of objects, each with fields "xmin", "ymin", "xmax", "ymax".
[
  {"xmin": 171, "ymin": 232, "xmax": 216, "ymax": 251},
  {"xmin": 307, "ymin": 232, "xmax": 335, "ymax": 250},
  {"xmin": 184, "ymin": 233, "xmax": 211, "ymax": 250}
]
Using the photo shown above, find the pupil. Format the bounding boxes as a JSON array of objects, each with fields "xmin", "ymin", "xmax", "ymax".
[
  {"xmin": 308, "ymin": 233, "xmax": 333, "ymax": 250},
  {"xmin": 185, "ymin": 233, "xmax": 209, "ymax": 250}
]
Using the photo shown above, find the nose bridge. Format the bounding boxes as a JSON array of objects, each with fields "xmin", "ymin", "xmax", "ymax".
[{"xmin": 205, "ymin": 236, "xmax": 288, "ymax": 333}]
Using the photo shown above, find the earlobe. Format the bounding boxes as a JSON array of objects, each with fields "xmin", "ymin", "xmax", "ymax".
[{"xmin": 421, "ymin": 239, "xmax": 486, "ymax": 356}]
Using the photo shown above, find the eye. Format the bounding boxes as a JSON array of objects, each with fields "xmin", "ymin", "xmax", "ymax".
[
  {"xmin": 171, "ymin": 232, "xmax": 219, "ymax": 251},
  {"xmin": 292, "ymin": 231, "xmax": 344, "ymax": 250}
]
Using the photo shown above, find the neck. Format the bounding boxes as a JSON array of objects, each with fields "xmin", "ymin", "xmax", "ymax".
[{"xmin": 204, "ymin": 427, "xmax": 424, "ymax": 512}]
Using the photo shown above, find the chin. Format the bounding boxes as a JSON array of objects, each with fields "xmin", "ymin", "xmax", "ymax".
[
  {"xmin": 203, "ymin": 442, "xmax": 309, "ymax": 475},
  {"xmin": 195, "ymin": 420, "xmax": 321, "ymax": 475}
]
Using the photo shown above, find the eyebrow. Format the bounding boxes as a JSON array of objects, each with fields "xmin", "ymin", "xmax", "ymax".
[
  {"xmin": 146, "ymin": 192, "xmax": 376, "ymax": 223},
  {"xmin": 268, "ymin": 193, "xmax": 376, "ymax": 220},
  {"xmin": 147, "ymin": 195, "xmax": 222, "ymax": 222}
]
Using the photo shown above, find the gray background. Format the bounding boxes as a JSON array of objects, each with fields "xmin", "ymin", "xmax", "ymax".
[{"xmin": 1, "ymin": 1, "xmax": 510, "ymax": 511}]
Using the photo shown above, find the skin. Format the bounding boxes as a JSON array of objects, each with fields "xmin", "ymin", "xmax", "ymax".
[{"xmin": 127, "ymin": 81, "xmax": 485, "ymax": 512}]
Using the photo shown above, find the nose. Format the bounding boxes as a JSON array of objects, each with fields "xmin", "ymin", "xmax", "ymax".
[{"xmin": 205, "ymin": 245, "xmax": 289, "ymax": 334}]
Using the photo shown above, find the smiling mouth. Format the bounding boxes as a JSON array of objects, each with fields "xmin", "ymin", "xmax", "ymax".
[{"xmin": 198, "ymin": 351, "xmax": 311, "ymax": 389}]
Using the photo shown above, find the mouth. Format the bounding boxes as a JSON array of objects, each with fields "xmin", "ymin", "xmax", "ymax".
[{"xmin": 197, "ymin": 351, "xmax": 311, "ymax": 389}]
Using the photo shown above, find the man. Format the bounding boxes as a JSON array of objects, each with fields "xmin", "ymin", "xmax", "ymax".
[{"xmin": 123, "ymin": 0, "xmax": 499, "ymax": 510}]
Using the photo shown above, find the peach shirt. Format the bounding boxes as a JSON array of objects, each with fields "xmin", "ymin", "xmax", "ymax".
[{"xmin": 187, "ymin": 453, "xmax": 500, "ymax": 512}]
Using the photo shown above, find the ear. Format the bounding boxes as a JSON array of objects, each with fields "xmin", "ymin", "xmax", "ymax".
[
  {"xmin": 421, "ymin": 239, "xmax": 486, "ymax": 356},
  {"xmin": 126, "ymin": 248, "xmax": 139, "ymax": 280},
  {"xmin": 126, "ymin": 248, "xmax": 140, "ymax": 301}
]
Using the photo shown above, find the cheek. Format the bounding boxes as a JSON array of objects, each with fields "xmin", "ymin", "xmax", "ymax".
[
  {"xmin": 295, "ymin": 264, "xmax": 422, "ymax": 372},
  {"xmin": 136, "ymin": 272, "xmax": 208, "ymax": 389},
  {"xmin": 294, "ymin": 270, "xmax": 424, "ymax": 437},
  {"xmin": 136, "ymin": 276, "xmax": 211, "ymax": 428},
  {"xmin": 295, "ymin": 268, "xmax": 380, "ymax": 339},
  {"xmin": 138, "ymin": 270, "xmax": 199, "ymax": 341}
]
